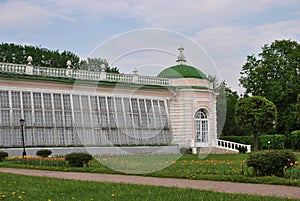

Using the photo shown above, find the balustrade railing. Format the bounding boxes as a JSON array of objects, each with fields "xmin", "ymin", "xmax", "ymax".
[
  {"xmin": 213, "ymin": 139, "xmax": 251, "ymax": 153},
  {"xmin": 0, "ymin": 62, "xmax": 170, "ymax": 86}
]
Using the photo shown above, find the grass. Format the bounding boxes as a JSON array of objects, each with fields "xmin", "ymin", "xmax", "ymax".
[
  {"xmin": 0, "ymin": 172, "xmax": 298, "ymax": 201},
  {"xmin": 1, "ymin": 153, "xmax": 299, "ymax": 187}
]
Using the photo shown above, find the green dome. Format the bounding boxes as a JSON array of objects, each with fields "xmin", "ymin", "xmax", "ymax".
[{"xmin": 157, "ymin": 65, "xmax": 207, "ymax": 79}]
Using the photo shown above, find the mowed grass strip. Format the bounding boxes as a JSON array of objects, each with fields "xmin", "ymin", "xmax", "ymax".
[{"xmin": 0, "ymin": 172, "xmax": 298, "ymax": 201}]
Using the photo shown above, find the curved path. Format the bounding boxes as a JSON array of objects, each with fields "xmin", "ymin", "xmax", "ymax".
[{"xmin": 0, "ymin": 168, "xmax": 299, "ymax": 199}]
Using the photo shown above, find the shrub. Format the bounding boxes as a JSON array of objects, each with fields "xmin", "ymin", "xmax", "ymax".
[
  {"xmin": 237, "ymin": 146, "xmax": 247, "ymax": 153},
  {"xmin": 291, "ymin": 130, "xmax": 300, "ymax": 150},
  {"xmin": 259, "ymin": 134, "xmax": 286, "ymax": 150},
  {"xmin": 246, "ymin": 150, "xmax": 296, "ymax": 177},
  {"xmin": 36, "ymin": 149, "xmax": 52, "ymax": 158},
  {"xmin": 65, "ymin": 152, "xmax": 93, "ymax": 167},
  {"xmin": 0, "ymin": 151, "xmax": 8, "ymax": 162}
]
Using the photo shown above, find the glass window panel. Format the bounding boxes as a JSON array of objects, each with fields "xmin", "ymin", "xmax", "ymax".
[
  {"xmin": 148, "ymin": 114, "xmax": 155, "ymax": 128},
  {"xmin": 53, "ymin": 94, "xmax": 62, "ymax": 109},
  {"xmin": 24, "ymin": 110, "xmax": 33, "ymax": 126},
  {"xmin": 90, "ymin": 96, "xmax": 98, "ymax": 111},
  {"xmin": 1, "ymin": 129, "xmax": 11, "ymax": 146},
  {"xmin": 100, "ymin": 113, "xmax": 108, "ymax": 127},
  {"xmin": 55, "ymin": 111, "xmax": 63, "ymax": 127},
  {"xmin": 139, "ymin": 99, "xmax": 146, "ymax": 113},
  {"xmin": 34, "ymin": 110, "xmax": 43, "ymax": 126},
  {"xmin": 25, "ymin": 128, "xmax": 34, "ymax": 146},
  {"xmin": 64, "ymin": 111, "xmax": 72, "ymax": 127},
  {"xmin": 159, "ymin": 100, "xmax": 166, "ymax": 114},
  {"xmin": 12, "ymin": 110, "xmax": 22, "ymax": 126},
  {"xmin": 98, "ymin": 97, "xmax": 107, "ymax": 112},
  {"xmin": 12, "ymin": 128, "xmax": 22, "ymax": 146},
  {"xmin": 44, "ymin": 111, "xmax": 53, "ymax": 127},
  {"xmin": 92, "ymin": 112, "xmax": 100, "ymax": 127},
  {"xmin": 1, "ymin": 110, "xmax": 10, "ymax": 126},
  {"xmin": 22, "ymin": 92, "xmax": 32, "ymax": 109},
  {"xmin": 81, "ymin": 95, "xmax": 89, "ymax": 110},
  {"xmin": 115, "ymin": 98, "xmax": 123, "ymax": 112},
  {"xmin": 33, "ymin": 93, "xmax": 42, "ymax": 109},
  {"xmin": 123, "ymin": 98, "xmax": 131, "ymax": 113},
  {"xmin": 155, "ymin": 114, "xmax": 162, "ymax": 128},
  {"xmin": 126, "ymin": 114, "xmax": 133, "ymax": 128},
  {"xmin": 133, "ymin": 114, "xmax": 140, "ymax": 128},
  {"xmin": 56, "ymin": 129, "xmax": 65, "ymax": 145},
  {"xmin": 45, "ymin": 129, "xmax": 55, "ymax": 145},
  {"xmin": 63, "ymin": 94, "xmax": 71, "ymax": 110},
  {"xmin": 117, "ymin": 113, "xmax": 125, "ymax": 128},
  {"xmin": 109, "ymin": 113, "xmax": 116, "ymax": 127},
  {"xmin": 153, "ymin": 100, "xmax": 159, "ymax": 113},
  {"xmin": 146, "ymin": 100, "xmax": 153, "ymax": 113},
  {"xmin": 43, "ymin": 93, "xmax": 52, "ymax": 109},
  {"xmin": 65, "ymin": 129, "xmax": 74, "ymax": 145},
  {"xmin": 11, "ymin": 91, "xmax": 21, "ymax": 108},
  {"xmin": 74, "ymin": 112, "xmax": 82, "ymax": 127},
  {"xmin": 35, "ymin": 129, "xmax": 45, "ymax": 146},
  {"xmin": 72, "ymin": 95, "xmax": 81, "ymax": 110},
  {"xmin": 0, "ymin": 91, "xmax": 9, "ymax": 108},
  {"xmin": 141, "ymin": 114, "xmax": 148, "ymax": 128},
  {"xmin": 107, "ymin": 97, "xmax": 115, "ymax": 112},
  {"xmin": 131, "ymin": 98, "xmax": 139, "ymax": 113},
  {"xmin": 82, "ymin": 111, "xmax": 91, "ymax": 127}
]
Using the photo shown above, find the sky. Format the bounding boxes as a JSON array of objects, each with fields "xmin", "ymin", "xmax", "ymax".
[{"xmin": 0, "ymin": 0, "xmax": 300, "ymax": 93}]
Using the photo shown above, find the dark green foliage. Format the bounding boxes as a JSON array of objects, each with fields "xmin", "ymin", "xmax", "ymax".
[
  {"xmin": 239, "ymin": 39, "xmax": 300, "ymax": 133},
  {"xmin": 0, "ymin": 151, "xmax": 8, "ymax": 162},
  {"xmin": 259, "ymin": 134, "xmax": 286, "ymax": 150},
  {"xmin": 36, "ymin": 149, "xmax": 52, "ymax": 158},
  {"xmin": 235, "ymin": 96, "xmax": 277, "ymax": 151},
  {"xmin": 237, "ymin": 146, "xmax": 247, "ymax": 153},
  {"xmin": 65, "ymin": 152, "xmax": 93, "ymax": 167},
  {"xmin": 290, "ymin": 130, "xmax": 300, "ymax": 150},
  {"xmin": 246, "ymin": 150, "xmax": 296, "ymax": 177},
  {"xmin": 0, "ymin": 43, "xmax": 120, "ymax": 73},
  {"xmin": 0, "ymin": 43, "xmax": 80, "ymax": 68},
  {"xmin": 79, "ymin": 57, "xmax": 119, "ymax": 73},
  {"xmin": 220, "ymin": 136, "xmax": 254, "ymax": 146}
]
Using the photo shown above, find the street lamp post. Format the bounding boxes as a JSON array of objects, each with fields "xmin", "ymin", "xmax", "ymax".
[{"xmin": 20, "ymin": 119, "xmax": 26, "ymax": 157}]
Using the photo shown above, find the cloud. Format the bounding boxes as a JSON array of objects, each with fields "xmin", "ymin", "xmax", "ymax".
[
  {"xmin": 192, "ymin": 19, "xmax": 300, "ymax": 93},
  {"xmin": 0, "ymin": 1, "xmax": 72, "ymax": 31}
]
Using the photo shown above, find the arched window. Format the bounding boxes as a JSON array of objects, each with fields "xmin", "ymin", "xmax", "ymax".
[{"xmin": 194, "ymin": 109, "xmax": 208, "ymax": 143}]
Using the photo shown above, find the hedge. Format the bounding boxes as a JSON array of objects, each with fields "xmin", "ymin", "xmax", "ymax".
[
  {"xmin": 290, "ymin": 130, "xmax": 300, "ymax": 150},
  {"xmin": 220, "ymin": 134, "xmax": 286, "ymax": 150}
]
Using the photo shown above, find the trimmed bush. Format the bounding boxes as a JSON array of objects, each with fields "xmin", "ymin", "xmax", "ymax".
[
  {"xmin": 65, "ymin": 152, "xmax": 93, "ymax": 167},
  {"xmin": 259, "ymin": 134, "xmax": 286, "ymax": 150},
  {"xmin": 237, "ymin": 146, "xmax": 247, "ymax": 153},
  {"xmin": 0, "ymin": 151, "xmax": 8, "ymax": 162},
  {"xmin": 291, "ymin": 130, "xmax": 300, "ymax": 150},
  {"xmin": 36, "ymin": 149, "xmax": 52, "ymax": 158},
  {"xmin": 246, "ymin": 150, "xmax": 296, "ymax": 177}
]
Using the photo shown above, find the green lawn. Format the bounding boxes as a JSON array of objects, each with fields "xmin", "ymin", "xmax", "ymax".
[
  {"xmin": 0, "ymin": 172, "xmax": 298, "ymax": 201},
  {"xmin": 1, "ymin": 153, "xmax": 299, "ymax": 187}
]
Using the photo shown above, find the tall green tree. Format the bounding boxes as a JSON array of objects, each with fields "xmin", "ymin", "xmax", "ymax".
[
  {"xmin": 239, "ymin": 39, "xmax": 300, "ymax": 133},
  {"xmin": 235, "ymin": 96, "xmax": 277, "ymax": 151},
  {"xmin": 297, "ymin": 94, "xmax": 300, "ymax": 122},
  {"xmin": 79, "ymin": 58, "xmax": 119, "ymax": 73},
  {"xmin": 0, "ymin": 43, "xmax": 80, "ymax": 68}
]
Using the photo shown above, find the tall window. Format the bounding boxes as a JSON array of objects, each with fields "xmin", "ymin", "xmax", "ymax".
[{"xmin": 194, "ymin": 109, "xmax": 208, "ymax": 143}]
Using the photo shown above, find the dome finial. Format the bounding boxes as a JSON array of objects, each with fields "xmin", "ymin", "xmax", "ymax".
[{"xmin": 176, "ymin": 47, "xmax": 187, "ymax": 65}]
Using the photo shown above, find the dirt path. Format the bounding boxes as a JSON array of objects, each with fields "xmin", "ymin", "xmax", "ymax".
[{"xmin": 0, "ymin": 168, "xmax": 299, "ymax": 199}]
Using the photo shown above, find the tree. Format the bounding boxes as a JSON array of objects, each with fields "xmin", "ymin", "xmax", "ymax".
[
  {"xmin": 0, "ymin": 43, "xmax": 80, "ymax": 68},
  {"xmin": 239, "ymin": 39, "xmax": 300, "ymax": 133},
  {"xmin": 297, "ymin": 94, "xmax": 300, "ymax": 122},
  {"xmin": 79, "ymin": 58, "xmax": 119, "ymax": 73},
  {"xmin": 235, "ymin": 96, "xmax": 277, "ymax": 151}
]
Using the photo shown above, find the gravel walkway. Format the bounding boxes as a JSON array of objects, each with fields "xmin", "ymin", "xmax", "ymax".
[{"xmin": 0, "ymin": 168, "xmax": 299, "ymax": 199}]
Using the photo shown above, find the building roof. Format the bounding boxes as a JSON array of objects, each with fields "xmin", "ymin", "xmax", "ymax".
[{"xmin": 157, "ymin": 64, "xmax": 207, "ymax": 79}]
